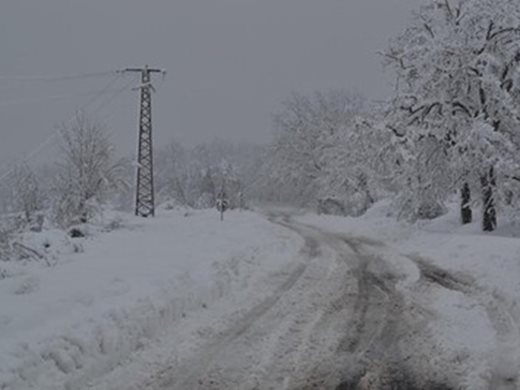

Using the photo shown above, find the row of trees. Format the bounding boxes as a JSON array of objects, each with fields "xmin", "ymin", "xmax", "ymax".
[
  {"xmin": 153, "ymin": 139, "xmax": 263, "ymax": 211},
  {"xmin": 0, "ymin": 115, "xmax": 264, "ymax": 230},
  {"xmin": 257, "ymin": 0, "xmax": 520, "ymax": 231}
]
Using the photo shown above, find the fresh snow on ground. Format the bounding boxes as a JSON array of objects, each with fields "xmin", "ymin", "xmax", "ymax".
[
  {"xmin": 0, "ymin": 208, "xmax": 303, "ymax": 390},
  {"xmin": 1, "ymin": 201, "xmax": 519, "ymax": 389}
]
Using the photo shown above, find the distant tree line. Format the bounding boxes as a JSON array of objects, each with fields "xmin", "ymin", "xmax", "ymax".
[{"xmin": 0, "ymin": 116, "xmax": 264, "ymax": 232}]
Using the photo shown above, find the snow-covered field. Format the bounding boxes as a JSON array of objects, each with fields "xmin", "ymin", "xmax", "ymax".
[
  {"xmin": 0, "ymin": 208, "xmax": 303, "ymax": 390},
  {"xmin": 1, "ymin": 202, "xmax": 519, "ymax": 389}
]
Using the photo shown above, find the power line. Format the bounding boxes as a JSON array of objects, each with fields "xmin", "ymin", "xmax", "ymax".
[
  {"xmin": 0, "ymin": 74, "xmax": 128, "ymax": 183},
  {"xmin": 0, "ymin": 70, "xmax": 156, "ymax": 187},
  {"xmin": 90, "ymin": 78, "xmax": 136, "ymax": 119},
  {"xmin": 71, "ymin": 73, "xmax": 123, "ymax": 113},
  {"xmin": 0, "ymin": 86, "xmax": 128, "ymax": 107},
  {"xmin": 0, "ymin": 70, "xmax": 118, "ymax": 83}
]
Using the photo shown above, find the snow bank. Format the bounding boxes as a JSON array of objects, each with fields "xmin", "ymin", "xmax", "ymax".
[{"xmin": 0, "ymin": 209, "xmax": 301, "ymax": 390}]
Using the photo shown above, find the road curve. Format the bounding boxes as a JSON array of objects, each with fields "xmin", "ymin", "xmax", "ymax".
[
  {"xmin": 142, "ymin": 215, "xmax": 438, "ymax": 389},
  {"xmin": 120, "ymin": 213, "xmax": 515, "ymax": 390}
]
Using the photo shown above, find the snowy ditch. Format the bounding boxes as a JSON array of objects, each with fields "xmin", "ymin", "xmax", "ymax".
[{"xmin": 0, "ymin": 210, "xmax": 303, "ymax": 390}]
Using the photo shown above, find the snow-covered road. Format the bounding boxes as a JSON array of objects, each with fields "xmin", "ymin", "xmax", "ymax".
[
  {"xmin": 2, "ymin": 207, "xmax": 519, "ymax": 389},
  {"xmin": 94, "ymin": 213, "xmax": 515, "ymax": 389},
  {"xmin": 150, "ymin": 214, "xmax": 519, "ymax": 389}
]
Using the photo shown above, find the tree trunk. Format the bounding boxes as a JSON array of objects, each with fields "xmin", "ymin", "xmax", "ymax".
[
  {"xmin": 78, "ymin": 199, "xmax": 88, "ymax": 224},
  {"xmin": 481, "ymin": 167, "xmax": 497, "ymax": 232},
  {"xmin": 460, "ymin": 182, "xmax": 472, "ymax": 224}
]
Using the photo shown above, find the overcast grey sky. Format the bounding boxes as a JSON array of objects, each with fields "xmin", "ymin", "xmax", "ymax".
[{"xmin": 0, "ymin": 0, "xmax": 424, "ymax": 165}]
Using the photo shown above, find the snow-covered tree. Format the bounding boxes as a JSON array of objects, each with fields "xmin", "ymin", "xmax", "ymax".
[
  {"xmin": 214, "ymin": 159, "xmax": 242, "ymax": 209},
  {"xmin": 315, "ymin": 105, "xmax": 392, "ymax": 216},
  {"xmin": 259, "ymin": 89, "xmax": 380, "ymax": 214},
  {"xmin": 153, "ymin": 138, "xmax": 262, "ymax": 210},
  {"xmin": 12, "ymin": 164, "xmax": 43, "ymax": 222},
  {"xmin": 385, "ymin": 0, "xmax": 520, "ymax": 229},
  {"xmin": 155, "ymin": 140, "xmax": 189, "ymax": 206},
  {"xmin": 51, "ymin": 113, "xmax": 124, "ymax": 227}
]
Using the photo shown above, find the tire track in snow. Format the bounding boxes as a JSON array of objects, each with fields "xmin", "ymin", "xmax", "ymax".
[
  {"xmin": 162, "ymin": 216, "xmax": 440, "ymax": 389},
  {"xmin": 285, "ymin": 224, "xmax": 460, "ymax": 389},
  {"xmin": 299, "ymin": 228, "xmax": 419, "ymax": 389},
  {"xmin": 145, "ymin": 216, "xmax": 357, "ymax": 389},
  {"xmin": 264, "ymin": 218, "xmax": 421, "ymax": 389},
  {"xmin": 405, "ymin": 253, "xmax": 520, "ymax": 389},
  {"xmin": 152, "ymin": 221, "xmax": 318, "ymax": 389},
  {"xmin": 127, "ymin": 214, "xmax": 487, "ymax": 389}
]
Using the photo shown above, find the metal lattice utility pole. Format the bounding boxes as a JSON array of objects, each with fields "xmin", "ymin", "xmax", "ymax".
[{"xmin": 124, "ymin": 66, "xmax": 164, "ymax": 217}]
